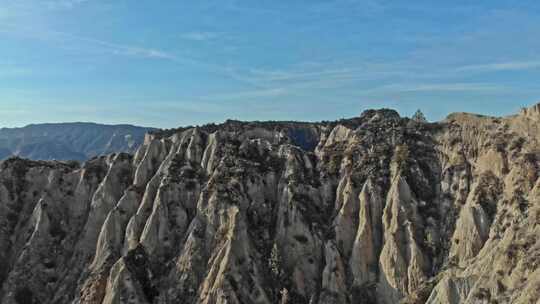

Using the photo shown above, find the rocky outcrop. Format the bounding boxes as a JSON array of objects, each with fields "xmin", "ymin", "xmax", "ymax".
[{"xmin": 0, "ymin": 105, "xmax": 539, "ymax": 303}]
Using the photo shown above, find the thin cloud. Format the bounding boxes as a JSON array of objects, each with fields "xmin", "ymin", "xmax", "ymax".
[
  {"xmin": 310, "ymin": 0, "xmax": 385, "ymax": 14},
  {"xmin": 229, "ymin": 61, "xmax": 422, "ymax": 92},
  {"xmin": 75, "ymin": 36, "xmax": 177, "ymax": 60},
  {"xmin": 1, "ymin": 0, "xmax": 89, "ymax": 14},
  {"xmin": 0, "ymin": 26, "xmax": 179, "ymax": 61},
  {"xmin": 368, "ymin": 82, "xmax": 504, "ymax": 93},
  {"xmin": 0, "ymin": 23, "xmax": 258, "ymax": 86},
  {"xmin": 42, "ymin": 31, "xmax": 174, "ymax": 60},
  {"xmin": 247, "ymin": 66, "xmax": 408, "ymax": 83},
  {"xmin": 198, "ymin": 64, "xmax": 413, "ymax": 102},
  {"xmin": 44, "ymin": 0, "xmax": 90, "ymax": 10},
  {"xmin": 457, "ymin": 61, "xmax": 540, "ymax": 72},
  {"xmin": 222, "ymin": 2, "xmax": 281, "ymax": 16},
  {"xmin": 200, "ymin": 88, "xmax": 287, "ymax": 101},
  {"xmin": 180, "ymin": 31, "xmax": 219, "ymax": 41}
]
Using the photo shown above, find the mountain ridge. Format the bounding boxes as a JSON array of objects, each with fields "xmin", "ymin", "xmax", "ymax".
[{"xmin": 0, "ymin": 122, "xmax": 154, "ymax": 161}]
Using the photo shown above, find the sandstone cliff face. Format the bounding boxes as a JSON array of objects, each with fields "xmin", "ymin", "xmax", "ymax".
[{"xmin": 0, "ymin": 106, "xmax": 539, "ymax": 304}]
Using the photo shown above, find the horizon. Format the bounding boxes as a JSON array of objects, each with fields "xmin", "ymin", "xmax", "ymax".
[
  {"xmin": 2, "ymin": 101, "xmax": 538, "ymax": 130},
  {"xmin": 2, "ymin": 1, "xmax": 540, "ymax": 127}
]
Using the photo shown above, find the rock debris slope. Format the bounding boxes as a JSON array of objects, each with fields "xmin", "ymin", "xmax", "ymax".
[{"xmin": 0, "ymin": 106, "xmax": 539, "ymax": 304}]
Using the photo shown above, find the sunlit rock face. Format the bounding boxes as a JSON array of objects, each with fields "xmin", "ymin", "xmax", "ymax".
[{"xmin": 0, "ymin": 106, "xmax": 539, "ymax": 304}]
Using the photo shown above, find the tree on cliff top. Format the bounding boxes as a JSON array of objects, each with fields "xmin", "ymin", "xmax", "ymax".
[{"xmin": 412, "ymin": 109, "xmax": 427, "ymax": 123}]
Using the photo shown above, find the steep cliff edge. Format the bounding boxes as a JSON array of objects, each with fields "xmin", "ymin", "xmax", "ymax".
[{"xmin": 0, "ymin": 105, "xmax": 538, "ymax": 304}]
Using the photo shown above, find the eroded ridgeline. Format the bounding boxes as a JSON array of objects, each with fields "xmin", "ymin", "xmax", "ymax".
[{"xmin": 0, "ymin": 106, "xmax": 539, "ymax": 304}]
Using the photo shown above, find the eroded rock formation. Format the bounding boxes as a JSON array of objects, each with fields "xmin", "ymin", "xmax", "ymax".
[{"xmin": 0, "ymin": 106, "xmax": 539, "ymax": 303}]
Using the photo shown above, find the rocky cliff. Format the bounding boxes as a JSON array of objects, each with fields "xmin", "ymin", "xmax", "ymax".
[{"xmin": 0, "ymin": 105, "xmax": 538, "ymax": 304}]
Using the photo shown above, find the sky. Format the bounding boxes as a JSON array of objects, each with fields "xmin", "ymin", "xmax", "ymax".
[{"xmin": 1, "ymin": 0, "xmax": 540, "ymax": 128}]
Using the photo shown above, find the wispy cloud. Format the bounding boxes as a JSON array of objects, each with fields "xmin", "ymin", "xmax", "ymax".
[
  {"xmin": 0, "ymin": 21, "xmax": 257, "ymax": 86},
  {"xmin": 456, "ymin": 60, "xmax": 540, "ymax": 72},
  {"xmin": 0, "ymin": 25, "xmax": 179, "ymax": 61},
  {"xmin": 309, "ymin": 0, "xmax": 385, "ymax": 15},
  {"xmin": 180, "ymin": 31, "xmax": 219, "ymax": 41},
  {"xmin": 0, "ymin": 0, "xmax": 89, "ymax": 16},
  {"xmin": 61, "ymin": 33, "xmax": 177, "ymax": 60},
  {"xmin": 246, "ymin": 65, "xmax": 411, "ymax": 83},
  {"xmin": 366, "ymin": 82, "xmax": 504, "ymax": 93},
  {"xmin": 204, "ymin": 81, "xmax": 505, "ymax": 105},
  {"xmin": 194, "ymin": 63, "xmax": 416, "ymax": 102},
  {"xmin": 200, "ymin": 88, "xmax": 287, "ymax": 101},
  {"xmin": 44, "ymin": 0, "xmax": 90, "ymax": 10},
  {"xmin": 224, "ymin": 60, "xmax": 426, "ymax": 94},
  {"xmin": 221, "ymin": 1, "xmax": 281, "ymax": 16}
]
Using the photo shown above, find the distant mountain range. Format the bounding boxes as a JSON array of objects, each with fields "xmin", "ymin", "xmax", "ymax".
[{"xmin": 0, "ymin": 122, "xmax": 153, "ymax": 161}]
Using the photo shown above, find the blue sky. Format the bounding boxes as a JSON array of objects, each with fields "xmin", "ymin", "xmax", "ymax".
[{"xmin": 1, "ymin": 0, "xmax": 540, "ymax": 128}]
